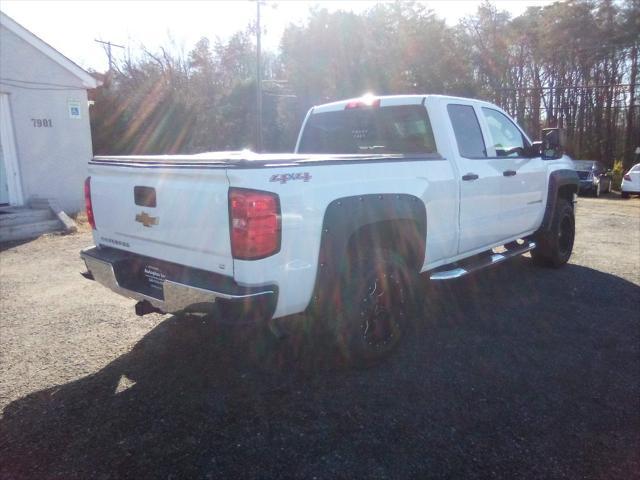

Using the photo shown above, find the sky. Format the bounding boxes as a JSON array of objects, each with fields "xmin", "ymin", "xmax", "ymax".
[{"xmin": 1, "ymin": 0, "xmax": 555, "ymax": 72}]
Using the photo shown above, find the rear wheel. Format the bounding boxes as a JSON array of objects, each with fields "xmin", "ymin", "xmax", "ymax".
[
  {"xmin": 334, "ymin": 249, "xmax": 417, "ymax": 366},
  {"xmin": 531, "ymin": 198, "xmax": 575, "ymax": 268},
  {"xmin": 621, "ymin": 191, "xmax": 630, "ymax": 199}
]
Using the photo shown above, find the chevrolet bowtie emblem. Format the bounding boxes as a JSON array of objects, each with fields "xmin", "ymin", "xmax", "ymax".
[{"xmin": 135, "ymin": 212, "xmax": 159, "ymax": 227}]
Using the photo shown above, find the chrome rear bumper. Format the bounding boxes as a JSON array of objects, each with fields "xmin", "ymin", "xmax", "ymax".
[{"xmin": 80, "ymin": 246, "xmax": 276, "ymax": 315}]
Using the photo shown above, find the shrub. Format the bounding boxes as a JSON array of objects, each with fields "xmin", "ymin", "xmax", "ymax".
[{"xmin": 611, "ymin": 160, "xmax": 625, "ymax": 191}]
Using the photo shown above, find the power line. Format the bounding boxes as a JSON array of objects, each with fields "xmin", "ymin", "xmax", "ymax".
[
  {"xmin": 505, "ymin": 105, "xmax": 638, "ymax": 112},
  {"xmin": 94, "ymin": 39, "xmax": 125, "ymax": 71},
  {"xmin": 263, "ymin": 92, "xmax": 297, "ymax": 98},
  {"xmin": 496, "ymin": 83, "xmax": 636, "ymax": 92}
]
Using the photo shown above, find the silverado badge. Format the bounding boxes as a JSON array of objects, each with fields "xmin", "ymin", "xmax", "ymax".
[{"xmin": 135, "ymin": 212, "xmax": 159, "ymax": 227}]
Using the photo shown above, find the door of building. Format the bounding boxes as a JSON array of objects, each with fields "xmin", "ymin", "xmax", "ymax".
[
  {"xmin": 0, "ymin": 93, "xmax": 22, "ymax": 206},
  {"xmin": 0, "ymin": 141, "xmax": 9, "ymax": 205}
]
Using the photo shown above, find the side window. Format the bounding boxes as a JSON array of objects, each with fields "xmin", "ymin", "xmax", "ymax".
[
  {"xmin": 481, "ymin": 107, "xmax": 526, "ymax": 157},
  {"xmin": 447, "ymin": 104, "xmax": 487, "ymax": 158}
]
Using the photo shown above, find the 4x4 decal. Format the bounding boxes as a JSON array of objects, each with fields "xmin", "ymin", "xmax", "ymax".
[{"xmin": 270, "ymin": 172, "xmax": 312, "ymax": 184}]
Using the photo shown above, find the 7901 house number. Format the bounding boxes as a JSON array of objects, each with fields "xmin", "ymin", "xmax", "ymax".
[{"xmin": 31, "ymin": 119, "xmax": 53, "ymax": 128}]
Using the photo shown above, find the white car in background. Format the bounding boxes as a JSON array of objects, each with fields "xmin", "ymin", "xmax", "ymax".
[{"xmin": 621, "ymin": 163, "xmax": 640, "ymax": 198}]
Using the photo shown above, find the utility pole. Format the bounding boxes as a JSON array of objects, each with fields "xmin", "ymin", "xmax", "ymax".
[
  {"xmin": 94, "ymin": 39, "xmax": 125, "ymax": 72},
  {"xmin": 255, "ymin": 1, "xmax": 263, "ymax": 152}
]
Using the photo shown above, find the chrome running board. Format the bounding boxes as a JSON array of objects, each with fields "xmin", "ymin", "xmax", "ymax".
[{"xmin": 429, "ymin": 241, "xmax": 536, "ymax": 281}]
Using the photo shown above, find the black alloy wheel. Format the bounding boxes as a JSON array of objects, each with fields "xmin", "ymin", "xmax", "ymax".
[
  {"xmin": 557, "ymin": 214, "xmax": 574, "ymax": 259},
  {"xmin": 531, "ymin": 198, "xmax": 575, "ymax": 268},
  {"xmin": 336, "ymin": 249, "xmax": 417, "ymax": 366},
  {"xmin": 359, "ymin": 268, "xmax": 404, "ymax": 352}
]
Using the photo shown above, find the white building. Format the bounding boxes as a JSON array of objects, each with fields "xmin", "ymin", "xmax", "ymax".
[{"xmin": 0, "ymin": 11, "xmax": 99, "ymax": 215}]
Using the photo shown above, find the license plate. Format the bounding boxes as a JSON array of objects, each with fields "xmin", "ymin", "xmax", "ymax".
[{"xmin": 142, "ymin": 264, "xmax": 166, "ymax": 292}]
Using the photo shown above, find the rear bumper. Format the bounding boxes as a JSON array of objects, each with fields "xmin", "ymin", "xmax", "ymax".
[
  {"xmin": 80, "ymin": 246, "xmax": 277, "ymax": 319},
  {"xmin": 578, "ymin": 180, "xmax": 596, "ymax": 193}
]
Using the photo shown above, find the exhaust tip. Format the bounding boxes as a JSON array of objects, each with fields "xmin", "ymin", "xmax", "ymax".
[
  {"xmin": 135, "ymin": 300, "xmax": 162, "ymax": 316},
  {"xmin": 80, "ymin": 270, "xmax": 94, "ymax": 280}
]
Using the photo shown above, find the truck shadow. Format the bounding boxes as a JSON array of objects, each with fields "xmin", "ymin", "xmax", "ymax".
[{"xmin": 1, "ymin": 259, "xmax": 639, "ymax": 479}]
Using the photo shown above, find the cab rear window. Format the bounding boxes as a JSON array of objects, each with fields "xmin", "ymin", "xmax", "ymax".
[{"xmin": 297, "ymin": 105, "xmax": 437, "ymax": 155}]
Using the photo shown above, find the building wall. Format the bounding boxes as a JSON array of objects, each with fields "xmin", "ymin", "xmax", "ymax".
[{"xmin": 0, "ymin": 24, "xmax": 94, "ymax": 213}]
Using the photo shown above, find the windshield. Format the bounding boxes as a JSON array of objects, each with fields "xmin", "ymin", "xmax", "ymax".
[{"xmin": 297, "ymin": 105, "xmax": 437, "ymax": 155}]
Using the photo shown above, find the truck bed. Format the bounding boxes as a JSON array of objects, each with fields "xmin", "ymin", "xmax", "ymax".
[{"xmin": 91, "ymin": 151, "xmax": 443, "ymax": 168}]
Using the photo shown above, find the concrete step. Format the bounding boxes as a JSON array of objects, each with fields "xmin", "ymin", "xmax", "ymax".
[
  {"xmin": 29, "ymin": 197, "xmax": 52, "ymax": 209},
  {"xmin": 0, "ymin": 219, "xmax": 64, "ymax": 243},
  {"xmin": 0, "ymin": 208, "xmax": 54, "ymax": 227}
]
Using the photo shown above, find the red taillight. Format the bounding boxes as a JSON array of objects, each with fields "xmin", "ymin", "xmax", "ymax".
[
  {"xmin": 229, "ymin": 188, "xmax": 281, "ymax": 260},
  {"xmin": 345, "ymin": 98, "xmax": 380, "ymax": 109},
  {"xmin": 84, "ymin": 176, "xmax": 96, "ymax": 230},
  {"xmin": 623, "ymin": 174, "xmax": 632, "ymax": 181}
]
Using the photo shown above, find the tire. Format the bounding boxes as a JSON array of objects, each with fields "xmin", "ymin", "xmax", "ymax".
[
  {"xmin": 531, "ymin": 198, "xmax": 575, "ymax": 268},
  {"xmin": 334, "ymin": 249, "xmax": 418, "ymax": 366},
  {"xmin": 621, "ymin": 192, "xmax": 630, "ymax": 199},
  {"xmin": 607, "ymin": 180, "xmax": 612, "ymax": 194},
  {"xmin": 593, "ymin": 181, "xmax": 601, "ymax": 198}
]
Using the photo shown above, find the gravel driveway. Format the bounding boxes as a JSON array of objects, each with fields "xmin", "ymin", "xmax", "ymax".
[{"xmin": 1, "ymin": 196, "xmax": 639, "ymax": 479}]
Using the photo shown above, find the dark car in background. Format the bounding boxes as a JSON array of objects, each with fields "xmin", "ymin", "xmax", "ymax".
[{"xmin": 573, "ymin": 160, "xmax": 612, "ymax": 197}]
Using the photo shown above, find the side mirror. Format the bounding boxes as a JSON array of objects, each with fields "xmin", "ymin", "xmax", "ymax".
[
  {"xmin": 527, "ymin": 141, "xmax": 543, "ymax": 158},
  {"xmin": 541, "ymin": 127, "xmax": 565, "ymax": 160}
]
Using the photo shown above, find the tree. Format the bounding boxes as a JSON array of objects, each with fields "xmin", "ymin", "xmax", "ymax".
[{"xmin": 90, "ymin": 0, "xmax": 638, "ymax": 162}]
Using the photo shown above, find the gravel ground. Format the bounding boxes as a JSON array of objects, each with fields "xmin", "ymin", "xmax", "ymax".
[{"xmin": 0, "ymin": 195, "xmax": 639, "ymax": 479}]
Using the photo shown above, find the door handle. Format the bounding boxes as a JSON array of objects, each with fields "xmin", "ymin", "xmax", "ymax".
[
  {"xmin": 462, "ymin": 173, "xmax": 479, "ymax": 181},
  {"xmin": 503, "ymin": 170, "xmax": 517, "ymax": 177}
]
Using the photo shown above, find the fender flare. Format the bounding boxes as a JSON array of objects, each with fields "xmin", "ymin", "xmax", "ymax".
[
  {"xmin": 308, "ymin": 193, "xmax": 426, "ymax": 313},
  {"xmin": 540, "ymin": 169, "xmax": 579, "ymax": 231}
]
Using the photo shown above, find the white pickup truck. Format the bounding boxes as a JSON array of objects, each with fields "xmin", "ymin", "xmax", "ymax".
[{"xmin": 81, "ymin": 94, "xmax": 579, "ymax": 364}]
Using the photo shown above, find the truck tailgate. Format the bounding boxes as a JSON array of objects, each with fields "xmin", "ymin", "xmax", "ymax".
[{"xmin": 89, "ymin": 165, "xmax": 233, "ymax": 276}]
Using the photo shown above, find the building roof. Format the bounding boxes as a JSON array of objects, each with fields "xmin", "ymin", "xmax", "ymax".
[{"xmin": 0, "ymin": 11, "xmax": 99, "ymax": 89}]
